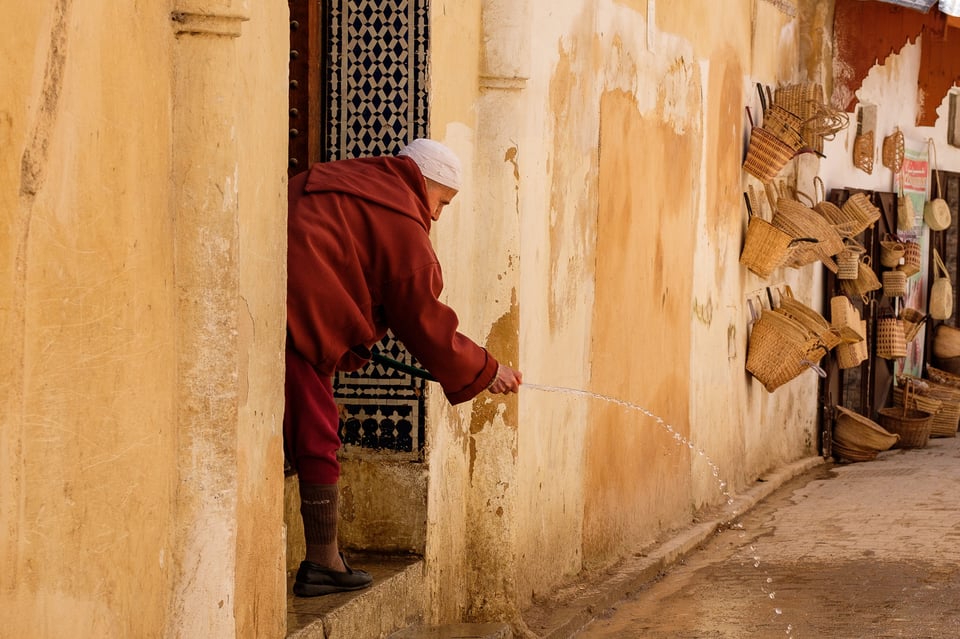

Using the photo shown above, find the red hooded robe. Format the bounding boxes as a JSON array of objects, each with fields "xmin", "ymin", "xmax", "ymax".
[{"xmin": 287, "ymin": 155, "xmax": 498, "ymax": 405}]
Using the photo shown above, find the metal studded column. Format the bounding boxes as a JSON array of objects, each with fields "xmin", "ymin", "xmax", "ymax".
[
  {"xmin": 167, "ymin": 5, "xmax": 248, "ymax": 637},
  {"xmin": 288, "ymin": 0, "xmax": 322, "ymax": 175}
]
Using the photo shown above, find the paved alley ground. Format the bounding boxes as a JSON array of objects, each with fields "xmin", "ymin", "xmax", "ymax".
[{"xmin": 574, "ymin": 437, "xmax": 960, "ymax": 639}]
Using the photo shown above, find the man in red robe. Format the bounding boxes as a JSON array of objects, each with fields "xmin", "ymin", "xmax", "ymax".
[{"xmin": 285, "ymin": 139, "xmax": 523, "ymax": 596}]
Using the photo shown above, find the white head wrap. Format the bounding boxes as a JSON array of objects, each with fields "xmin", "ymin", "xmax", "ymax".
[{"xmin": 397, "ymin": 139, "xmax": 462, "ymax": 191}]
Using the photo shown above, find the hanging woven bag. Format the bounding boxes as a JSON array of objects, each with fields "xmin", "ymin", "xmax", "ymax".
[
  {"xmin": 840, "ymin": 192, "xmax": 881, "ymax": 236},
  {"xmin": 837, "ymin": 239, "xmax": 865, "ymax": 280},
  {"xmin": 882, "ymin": 269, "xmax": 907, "ymax": 298},
  {"xmin": 879, "ymin": 237, "xmax": 905, "ymax": 268},
  {"xmin": 900, "ymin": 307, "xmax": 926, "ymax": 343},
  {"xmin": 897, "ymin": 187, "xmax": 916, "ymax": 232},
  {"xmin": 924, "ymin": 140, "xmax": 951, "ymax": 231},
  {"xmin": 876, "ymin": 316, "xmax": 907, "ymax": 359},
  {"xmin": 830, "ymin": 295, "xmax": 864, "ymax": 344},
  {"xmin": 899, "ymin": 240, "xmax": 921, "ymax": 277},
  {"xmin": 743, "ymin": 108, "xmax": 796, "ymax": 184},
  {"xmin": 882, "ymin": 127, "xmax": 904, "ymax": 173},
  {"xmin": 930, "ymin": 248, "xmax": 954, "ymax": 321},
  {"xmin": 840, "ymin": 255, "xmax": 882, "ymax": 301},
  {"xmin": 853, "ymin": 130, "xmax": 874, "ymax": 174}
]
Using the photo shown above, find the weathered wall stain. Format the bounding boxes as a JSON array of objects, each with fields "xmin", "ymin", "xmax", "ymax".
[
  {"xmin": 694, "ymin": 296, "xmax": 714, "ymax": 325},
  {"xmin": 547, "ymin": 36, "xmax": 599, "ymax": 336},
  {"xmin": 583, "ymin": 86, "xmax": 698, "ymax": 563},
  {"xmin": 468, "ymin": 289, "xmax": 519, "ymax": 479}
]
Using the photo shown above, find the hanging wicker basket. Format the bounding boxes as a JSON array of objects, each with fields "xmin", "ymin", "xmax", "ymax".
[
  {"xmin": 900, "ymin": 307, "xmax": 926, "ymax": 343},
  {"xmin": 830, "ymin": 295, "xmax": 864, "ymax": 343},
  {"xmin": 840, "ymin": 255, "xmax": 882, "ymax": 300},
  {"xmin": 739, "ymin": 216, "xmax": 798, "ymax": 278},
  {"xmin": 877, "ymin": 382, "xmax": 933, "ymax": 448},
  {"xmin": 882, "ymin": 270, "xmax": 907, "ymax": 298},
  {"xmin": 882, "ymin": 128, "xmax": 904, "ymax": 173},
  {"xmin": 925, "ymin": 140, "xmax": 952, "ymax": 231},
  {"xmin": 743, "ymin": 127, "xmax": 795, "ymax": 183},
  {"xmin": 853, "ymin": 130, "xmax": 875, "ymax": 174},
  {"xmin": 835, "ymin": 319, "xmax": 869, "ymax": 369},
  {"xmin": 899, "ymin": 240, "xmax": 921, "ymax": 277},
  {"xmin": 879, "ymin": 239, "xmax": 905, "ymax": 268},
  {"xmin": 876, "ymin": 316, "xmax": 907, "ymax": 359},
  {"xmin": 775, "ymin": 287, "xmax": 842, "ymax": 351},
  {"xmin": 746, "ymin": 308, "xmax": 824, "ymax": 392},
  {"xmin": 837, "ymin": 239, "xmax": 865, "ymax": 280},
  {"xmin": 839, "ymin": 192, "xmax": 881, "ymax": 236}
]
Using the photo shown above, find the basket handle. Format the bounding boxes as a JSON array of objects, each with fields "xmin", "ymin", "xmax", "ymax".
[
  {"xmin": 929, "ymin": 138, "xmax": 943, "ymax": 198},
  {"xmin": 813, "ymin": 176, "xmax": 825, "ymax": 205},
  {"xmin": 903, "ymin": 378, "xmax": 914, "ymax": 417},
  {"xmin": 934, "ymin": 248, "xmax": 950, "ymax": 281},
  {"xmin": 800, "ymin": 359, "xmax": 828, "ymax": 378}
]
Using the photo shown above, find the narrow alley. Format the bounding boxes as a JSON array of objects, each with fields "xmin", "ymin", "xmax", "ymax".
[{"xmin": 573, "ymin": 437, "xmax": 960, "ymax": 638}]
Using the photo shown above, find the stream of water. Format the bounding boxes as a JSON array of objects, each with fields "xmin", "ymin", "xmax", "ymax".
[{"xmin": 523, "ymin": 382, "xmax": 735, "ymax": 508}]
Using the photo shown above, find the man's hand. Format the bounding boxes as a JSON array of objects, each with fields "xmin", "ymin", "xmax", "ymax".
[{"xmin": 488, "ymin": 364, "xmax": 522, "ymax": 394}]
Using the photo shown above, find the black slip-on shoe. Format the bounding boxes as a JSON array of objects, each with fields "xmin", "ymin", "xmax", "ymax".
[{"xmin": 293, "ymin": 555, "xmax": 373, "ymax": 597}]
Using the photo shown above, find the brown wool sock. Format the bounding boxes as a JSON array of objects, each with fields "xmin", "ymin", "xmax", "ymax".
[{"xmin": 299, "ymin": 482, "xmax": 339, "ymax": 546}]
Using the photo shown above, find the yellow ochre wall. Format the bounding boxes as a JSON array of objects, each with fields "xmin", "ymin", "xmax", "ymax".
[
  {"xmin": 426, "ymin": 0, "xmax": 827, "ymax": 621},
  {"xmin": 1, "ymin": 2, "xmax": 288, "ymax": 637},
  {"xmin": 3, "ymin": 0, "xmax": 836, "ymax": 635}
]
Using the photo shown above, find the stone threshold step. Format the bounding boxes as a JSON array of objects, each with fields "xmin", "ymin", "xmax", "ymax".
[
  {"xmin": 389, "ymin": 623, "xmax": 513, "ymax": 639},
  {"xmin": 287, "ymin": 553, "xmax": 423, "ymax": 639}
]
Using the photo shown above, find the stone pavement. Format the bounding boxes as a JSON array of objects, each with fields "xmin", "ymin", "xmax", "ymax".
[{"xmin": 571, "ymin": 437, "xmax": 960, "ymax": 638}]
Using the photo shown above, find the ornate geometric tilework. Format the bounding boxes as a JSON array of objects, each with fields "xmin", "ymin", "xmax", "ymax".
[
  {"xmin": 323, "ymin": 0, "xmax": 429, "ymax": 161},
  {"xmin": 323, "ymin": 0, "xmax": 430, "ymax": 454}
]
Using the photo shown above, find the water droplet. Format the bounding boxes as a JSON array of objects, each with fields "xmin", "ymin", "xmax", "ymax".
[
  {"xmin": 769, "ymin": 592, "xmax": 776, "ymax": 599},
  {"xmin": 775, "ymin": 608, "xmax": 782, "ymax": 615},
  {"xmin": 766, "ymin": 577, "xmax": 773, "ymax": 583},
  {"xmin": 753, "ymin": 561, "xmax": 760, "ymax": 568}
]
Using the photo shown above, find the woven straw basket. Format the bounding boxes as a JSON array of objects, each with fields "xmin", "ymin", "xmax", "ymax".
[
  {"xmin": 900, "ymin": 241, "xmax": 921, "ymax": 277},
  {"xmin": 835, "ymin": 319, "xmax": 868, "ymax": 369},
  {"xmin": 882, "ymin": 270, "xmax": 907, "ymax": 298},
  {"xmin": 739, "ymin": 216, "xmax": 796, "ymax": 278},
  {"xmin": 839, "ymin": 193, "xmax": 881, "ymax": 235},
  {"xmin": 876, "ymin": 317, "xmax": 907, "ymax": 359},
  {"xmin": 878, "ymin": 382, "xmax": 933, "ymax": 449},
  {"xmin": 882, "ymin": 128, "xmax": 904, "ymax": 173},
  {"xmin": 894, "ymin": 382, "xmax": 957, "ymax": 438},
  {"xmin": 833, "ymin": 405, "xmax": 899, "ymax": 461},
  {"xmin": 762, "ymin": 105, "xmax": 806, "ymax": 151},
  {"xmin": 830, "ymin": 296, "xmax": 864, "ymax": 343},
  {"xmin": 933, "ymin": 324, "xmax": 960, "ymax": 360},
  {"xmin": 837, "ymin": 240, "xmax": 865, "ymax": 279},
  {"xmin": 925, "ymin": 141, "xmax": 951, "ymax": 231},
  {"xmin": 834, "ymin": 406, "xmax": 900, "ymax": 450},
  {"xmin": 773, "ymin": 198, "xmax": 844, "ymax": 271},
  {"xmin": 831, "ymin": 440, "xmax": 880, "ymax": 462},
  {"xmin": 840, "ymin": 256, "xmax": 882, "ymax": 300},
  {"xmin": 878, "ymin": 406, "xmax": 933, "ymax": 449},
  {"xmin": 746, "ymin": 309, "xmax": 823, "ymax": 392},
  {"xmin": 743, "ymin": 127, "xmax": 795, "ymax": 183},
  {"xmin": 879, "ymin": 239, "xmax": 905, "ymax": 268},
  {"xmin": 776, "ymin": 292, "xmax": 842, "ymax": 352},
  {"xmin": 901, "ymin": 307, "xmax": 926, "ymax": 343},
  {"xmin": 913, "ymin": 370, "xmax": 960, "ymax": 437}
]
